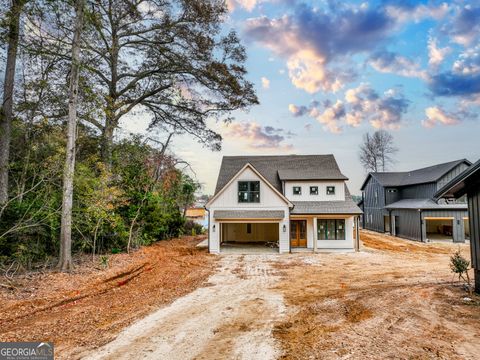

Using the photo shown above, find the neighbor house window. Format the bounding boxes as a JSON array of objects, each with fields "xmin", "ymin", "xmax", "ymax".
[
  {"xmin": 238, "ymin": 181, "xmax": 260, "ymax": 203},
  {"xmin": 326, "ymin": 186, "xmax": 335, "ymax": 195},
  {"xmin": 317, "ymin": 219, "xmax": 345, "ymax": 240},
  {"xmin": 293, "ymin": 186, "xmax": 302, "ymax": 195},
  {"xmin": 310, "ymin": 186, "xmax": 318, "ymax": 195}
]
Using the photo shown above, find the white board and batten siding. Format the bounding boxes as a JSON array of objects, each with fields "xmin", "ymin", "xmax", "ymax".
[
  {"xmin": 208, "ymin": 166, "xmax": 290, "ymax": 254},
  {"xmin": 285, "ymin": 181, "xmax": 345, "ymax": 201}
]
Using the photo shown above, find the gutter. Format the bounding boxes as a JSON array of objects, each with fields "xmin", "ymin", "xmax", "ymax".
[
  {"xmin": 419, "ymin": 209, "xmax": 424, "ymax": 242},
  {"xmin": 204, "ymin": 206, "xmax": 210, "ymax": 253}
]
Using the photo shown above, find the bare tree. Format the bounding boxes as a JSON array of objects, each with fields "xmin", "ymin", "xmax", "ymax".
[
  {"xmin": 58, "ymin": 0, "xmax": 85, "ymax": 271},
  {"xmin": 373, "ymin": 130, "xmax": 398, "ymax": 172},
  {"xmin": 0, "ymin": 0, "xmax": 27, "ymax": 204},
  {"xmin": 359, "ymin": 130, "xmax": 398, "ymax": 173}
]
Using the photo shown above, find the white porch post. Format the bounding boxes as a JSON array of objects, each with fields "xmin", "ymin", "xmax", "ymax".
[{"xmin": 313, "ymin": 217, "xmax": 318, "ymax": 253}]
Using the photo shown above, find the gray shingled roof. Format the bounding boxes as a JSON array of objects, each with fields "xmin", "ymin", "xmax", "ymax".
[
  {"xmin": 360, "ymin": 159, "xmax": 471, "ymax": 190},
  {"xmin": 213, "ymin": 210, "xmax": 285, "ymax": 219},
  {"xmin": 291, "ymin": 201, "xmax": 363, "ymax": 214},
  {"xmin": 214, "ymin": 155, "xmax": 348, "ymax": 194},
  {"xmin": 385, "ymin": 198, "xmax": 467, "ymax": 210}
]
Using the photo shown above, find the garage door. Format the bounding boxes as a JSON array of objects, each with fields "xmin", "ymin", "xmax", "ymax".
[{"xmin": 221, "ymin": 223, "xmax": 279, "ymax": 243}]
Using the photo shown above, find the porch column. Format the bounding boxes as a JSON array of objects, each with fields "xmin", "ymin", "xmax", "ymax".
[
  {"xmin": 355, "ymin": 216, "xmax": 360, "ymax": 252},
  {"xmin": 313, "ymin": 217, "xmax": 318, "ymax": 253}
]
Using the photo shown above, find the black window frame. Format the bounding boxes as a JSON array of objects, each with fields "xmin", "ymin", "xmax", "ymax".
[
  {"xmin": 293, "ymin": 186, "xmax": 302, "ymax": 195},
  {"xmin": 310, "ymin": 186, "xmax": 319, "ymax": 195},
  {"xmin": 238, "ymin": 181, "xmax": 260, "ymax": 203},
  {"xmin": 326, "ymin": 186, "xmax": 335, "ymax": 195},
  {"xmin": 317, "ymin": 219, "xmax": 346, "ymax": 240}
]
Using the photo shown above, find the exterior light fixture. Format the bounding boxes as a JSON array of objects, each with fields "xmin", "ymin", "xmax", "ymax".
[
  {"xmin": 283, "ymin": 224, "xmax": 286, "ymax": 232},
  {"xmin": 213, "ymin": 224, "xmax": 216, "ymax": 232}
]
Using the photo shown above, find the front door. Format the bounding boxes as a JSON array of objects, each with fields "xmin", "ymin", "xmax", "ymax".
[{"xmin": 290, "ymin": 220, "xmax": 307, "ymax": 247}]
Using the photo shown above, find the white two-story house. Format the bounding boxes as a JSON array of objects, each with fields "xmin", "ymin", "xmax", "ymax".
[{"xmin": 205, "ymin": 155, "xmax": 363, "ymax": 253}]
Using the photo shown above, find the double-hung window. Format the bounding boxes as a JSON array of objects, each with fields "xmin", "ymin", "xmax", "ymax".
[
  {"xmin": 238, "ymin": 181, "xmax": 260, "ymax": 203},
  {"xmin": 293, "ymin": 186, "xmax": 302, "ymax": 195}
]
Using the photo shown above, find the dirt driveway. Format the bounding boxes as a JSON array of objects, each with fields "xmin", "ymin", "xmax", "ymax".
[
  {"xmin": 82, "ymin": 254, "xmax": 286, "ymax": 360},
  {"xmin": 82, "ymin": 231, "xmax": 480, "ymax": 360}
]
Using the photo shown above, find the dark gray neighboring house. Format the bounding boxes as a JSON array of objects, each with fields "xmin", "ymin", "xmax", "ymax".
[
  {"xmin": 435, "ymin": 159, "xmax": 480, "ymax": 292},
  {"xmin": 360, "ymin": 159, "xmax": 471, "ymax": 242}
]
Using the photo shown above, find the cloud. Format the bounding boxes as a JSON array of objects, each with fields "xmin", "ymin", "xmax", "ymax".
[
  {"xmin": 245, "ymin": 2, "xmax": 448, "ymax": 93},
  {"xmin": 222, "ymin": 121, "xmax": 294, "ymax": 150},
  {"xmin": 369, "ymin": 50, "xmax": 427, "ymax": 79},
  {"xmin": 385, "ymin": 2, "xmax": 449, "ymax": 24},
  {"xmin": 452, "ymin": 45, "xmax": 480, "ymax": 75},
  {"xmin": 422, "ymin": 106, "xmax": 461, "ymax": 128},
  {"xmin": 428, "ymin": 37, "xmax": 451, "ymax": 69},
  {"xmin": 288, "ymin": 104, "xmax": 309, "ymax": 117},
  {"xmin": 428, "ymin": 71, "xmax": 480, "ymax": 96},
  {"xmin": 289, "ymin": 83, "xmax": 409, "ymax": 132},
  {"xmin": 445, "ymin": 4, "xmax": 480, "ymax": 46},
  {"xmin": 261, "ymin": 76, "xmax": 270, "ymax": 89},
  {"xmin": 227, "ymin": 0, "xmax": 259, "ymax": 12}
]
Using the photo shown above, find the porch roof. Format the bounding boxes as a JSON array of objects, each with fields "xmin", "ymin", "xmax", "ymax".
[
  {"xmin": 290, "ymin": 200, "xmax": 362, "ymax": 215},
  {"xmin": 213, "ymin": 210, "xmax": 285, "ymax": 220}
]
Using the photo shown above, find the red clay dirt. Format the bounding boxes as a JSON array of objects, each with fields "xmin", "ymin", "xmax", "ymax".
[{"xmin": 0, "ymin": 236, "xmax": 215, "ymax": 359}]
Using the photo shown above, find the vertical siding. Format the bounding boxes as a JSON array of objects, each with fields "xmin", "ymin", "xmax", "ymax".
[
  {"xmin": 391, "ymin": 209, "xmax": 422, "ymax": 241},
  {"xmin": 437, "ymin": 163, "xmax": 470, "ymax": 190},
  {"xmin": 362, "ymin": 176, "xmax": 388, "ymax": 232},
  {"xmin": 468, "ymin": 190, "xmax": 480, "ymax": 269},
  {"xmin": 385, "ymin": 187, "xmax": 400, "ymax": 205},
  {"xmin": 422, "ymin": 210, "xmax": 468, "ymax": 243},
  {"xmin": 400, "ymin": 183, "xmax": 437, "ymax": 199}
]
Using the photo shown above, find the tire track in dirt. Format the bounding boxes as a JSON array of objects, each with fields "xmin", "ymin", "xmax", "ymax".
[{"xmin": 81, "ymin": 254, "xmax": 286, "ymax": 360}]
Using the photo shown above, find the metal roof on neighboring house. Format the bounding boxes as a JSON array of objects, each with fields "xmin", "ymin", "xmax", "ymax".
[
  {"xmin": 384, "ymin": 198, "xmax": 468, "ymax": 210},
  {"xmin": 360, "ymin": 159, "xmax": 471, "ymax": 190},
  {"xmin": 213, "ymin": 210, "xmax": 285, "ymax": 219},
  {"xmin": 214, "ymin": 155, "xmax": 349, "ymax": 195}
]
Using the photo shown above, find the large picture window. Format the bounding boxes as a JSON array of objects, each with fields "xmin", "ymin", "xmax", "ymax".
[
  {"xmin": 317, "ymin": 219, "xmax": 346, "ymax": 240},
  {"xmin": 238, "ymin": 181, "xmax": 260, "ymax": 203}
]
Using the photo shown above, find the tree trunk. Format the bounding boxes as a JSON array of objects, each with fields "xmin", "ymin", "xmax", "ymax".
[
  {"xmin": 0, "ymin": 0, "xmax": 24, "ymax": 205},
  {"xmin": 100, "ymin": 117, "xmax": 115, "ymax": 166},
  {"xmin": 58, "ymin": 0, "xmax": 85, "ymax": 271}
]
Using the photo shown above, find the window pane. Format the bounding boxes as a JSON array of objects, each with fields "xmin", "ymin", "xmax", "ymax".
[
  {"xmin": 293, "ymin": 186, "xmax": 301, "ymax": 195},
  {"xmin": 310, "ymin": 186, "xmax": 318, "ymax": 195},
  {"xmin": 250, "ymin": 181, "xmax": 260, "ymax": 191},
  {"xmin": 327, "ymin": 220, "xmax": 336, "ymax": 239},
  {"xmin": 317, "ymin": 220, "xmax": 327, "ymax": 240},
  {"xmin": 327, "ymin": 186, "xmax": 335, "ymax": 195},
  {"xmin": 238, "ymin": 182, "xmax": 248, "ymax": 191},
  {"xmin": 336, "ymin": 219, "xmax": 345, "ymax": 240}
]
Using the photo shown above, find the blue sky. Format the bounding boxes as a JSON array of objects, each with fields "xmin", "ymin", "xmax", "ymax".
[{"xmin": 125, "ymin": 0, "xmax": 480, "ymax": 195}]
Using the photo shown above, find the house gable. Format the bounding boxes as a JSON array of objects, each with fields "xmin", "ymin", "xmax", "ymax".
[{"xmin": 206, "ymin": 163, "xmax": 292, "ymax": 209}]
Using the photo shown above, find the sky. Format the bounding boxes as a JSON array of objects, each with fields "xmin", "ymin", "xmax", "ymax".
[{"xmin": 123, "ymin": 0, "xmax": 480, "ymax": 196}]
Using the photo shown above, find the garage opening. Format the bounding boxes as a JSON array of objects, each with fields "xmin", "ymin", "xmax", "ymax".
[
  {"xmin": 425, "ymin": 218, "xmax": 454, "ymax": 241},
  {"xmin": 464, "ymin": 218, "xmax": 470, "ymax": 240},
  {"xmin": 220, "ymin": 223, "xmax": 279, "ymax": 254}
]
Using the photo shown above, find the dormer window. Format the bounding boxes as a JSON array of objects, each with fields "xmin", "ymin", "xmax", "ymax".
[
  {"xmin": 238, "ymin": 181, "xmax": 260, "ymax": 203},
  {"xmin": 310, "ymin": 186, "xmax": 318, "ymax": 195},
  {"xmin": 326, "ymin": 186, "xmax": 335, "ymax": 195},
  {"xmin": 293, "ymin": 186, "xmax": 302, "ymax": 195}
]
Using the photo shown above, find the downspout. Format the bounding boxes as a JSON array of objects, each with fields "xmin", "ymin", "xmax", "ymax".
[
  {"xmin": 419, "ymin": 209, "xmax": 424, "ymax": 242},
  {"xmin": 204, "ymin": 206, "xmax": 210, "ymax": 253}
]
